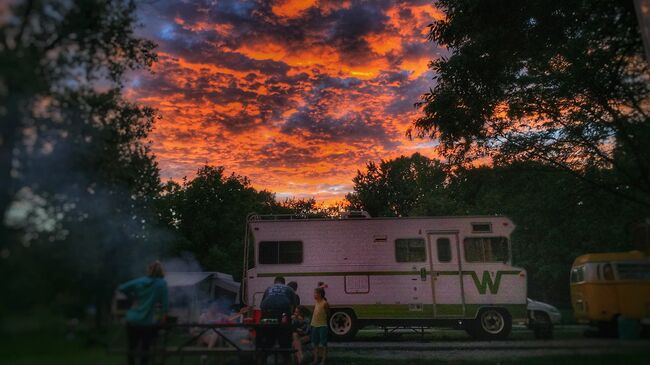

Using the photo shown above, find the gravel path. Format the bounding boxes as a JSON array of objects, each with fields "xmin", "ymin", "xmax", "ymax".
[
  {"xmin": 330, "ymin": 338, "xmax": 649, "ymax": 351},
  {"xmin": 327, "ymin": 337, "xmax": 650, "ymax": 361},
  {"xmin": 329, "ymin": 347, "xmax": 646, "ymax": 361}
]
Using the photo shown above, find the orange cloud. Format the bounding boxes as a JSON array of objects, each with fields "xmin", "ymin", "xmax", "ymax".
[
  {"xmin": 129, "ymin": 0, "xmax": 444, "ymax": 203},
  {"xmin": 272, "ymin": 0, "xmax": 317, "ymax": 18}
]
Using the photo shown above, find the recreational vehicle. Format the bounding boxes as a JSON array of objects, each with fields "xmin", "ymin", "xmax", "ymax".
[{"xmin": 242, "ymin": 213, "xmax": 528, "ymax": 340}]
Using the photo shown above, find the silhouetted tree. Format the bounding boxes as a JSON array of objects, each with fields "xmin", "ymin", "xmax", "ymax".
[
  {"xmin": 279, "ymin": 197, "xmax": 341, "ymax": 218},
  {"xmin": 346, "ymin": 153, "xmax": 453, "ymax": 217},
  {"xmin": 413, "ymin": 0, "xmax": 650, "ymax": 208},
  {"xmin": 0, "ymin": 0, "xmax": 162, "ymax": 323},
  {"xmin": 0, "ymin": 0, "xmax": 157, "ymax": 228},
  {"xmin": 157, "ymin": 166, "xmax": 286, "ymax": 277}
]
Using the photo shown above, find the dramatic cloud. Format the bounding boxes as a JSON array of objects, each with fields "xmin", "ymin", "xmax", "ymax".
[{"xmin": 128, "ymin": 0, "xmax": 446, "ymax": 202}]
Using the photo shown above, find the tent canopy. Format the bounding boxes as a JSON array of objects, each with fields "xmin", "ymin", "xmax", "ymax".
[{"xmin": 166, "ymin": 272, "xmax": 240, "ymax": 294}]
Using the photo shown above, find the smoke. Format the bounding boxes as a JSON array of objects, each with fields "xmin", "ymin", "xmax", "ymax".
[
  {"xmin": 0, "ymin": 96, "xmax": 180, "ymax": 316},
  {"xmin": 161, "ymin": 252, "xmax": 203, "ymax": 273}
]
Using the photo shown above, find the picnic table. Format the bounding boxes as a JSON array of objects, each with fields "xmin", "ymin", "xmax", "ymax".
[{"xmin": 152, "ymin": 322, "xmax": 296, "ymax": 364}]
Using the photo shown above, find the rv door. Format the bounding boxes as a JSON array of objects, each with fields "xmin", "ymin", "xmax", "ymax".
[{"xmin": 428, "ymin": 233, "xmax": 465, "ymax": 317}]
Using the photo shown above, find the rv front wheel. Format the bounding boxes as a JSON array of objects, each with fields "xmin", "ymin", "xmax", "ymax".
[
  {"xmin": 328, "ymin": 309, "xmax": 358, "ymax": 341},
  {"xmin": 467, "ymin": 308, "xmax": 512, "ymax": 340}
]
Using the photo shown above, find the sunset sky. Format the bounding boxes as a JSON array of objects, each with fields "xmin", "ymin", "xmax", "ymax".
[{"xmin": 128, "ymin": 0, "xmax": 446, "ymax": 202}]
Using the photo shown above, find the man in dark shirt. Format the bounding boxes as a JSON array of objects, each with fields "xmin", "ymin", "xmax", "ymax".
[
  {"xmin": 260, "ymin": 276, "xmax": 297, "ymax": 316},
  {"xmin": 257, "ymin": 276, "xmax": 297, "ymax": 364}
]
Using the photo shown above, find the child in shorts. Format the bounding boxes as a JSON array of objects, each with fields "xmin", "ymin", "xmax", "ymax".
[{"xmin": 310, "ymin": 287, "xmax": 329, "ymax": 365}]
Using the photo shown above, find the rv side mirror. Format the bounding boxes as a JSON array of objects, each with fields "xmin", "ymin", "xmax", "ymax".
[{"xmin": 420, "ymin": 267, "xmax": 427, "ymax": 281}]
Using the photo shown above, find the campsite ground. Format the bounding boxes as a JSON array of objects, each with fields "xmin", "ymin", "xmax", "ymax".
[{"xmin": 3, "ymin": 320, "xmax": 649, "ymax": 365}]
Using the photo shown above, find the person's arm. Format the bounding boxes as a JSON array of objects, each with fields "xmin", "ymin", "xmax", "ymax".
[{"xmin": 117, "ymin": 277, "xmax": 141, "ymax": 295}]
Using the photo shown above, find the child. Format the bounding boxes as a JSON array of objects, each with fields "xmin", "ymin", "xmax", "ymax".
[
  {"xmin": 310, "ymin": 287, "xmax": 329, "ymax": 365},
  {"xmin": 292, "ymin": 305, "xmax": 311, "ymax": 364}
]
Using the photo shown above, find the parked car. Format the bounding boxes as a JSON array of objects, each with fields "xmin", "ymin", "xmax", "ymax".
[{"xmin": 527, "ymin": 298, "xmax": 562, "ymax": 339}]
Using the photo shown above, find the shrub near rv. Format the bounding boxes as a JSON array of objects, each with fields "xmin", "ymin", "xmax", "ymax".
[{"xmin": 243, "ymin": 213, "xmax": 527, "ymax": 340}]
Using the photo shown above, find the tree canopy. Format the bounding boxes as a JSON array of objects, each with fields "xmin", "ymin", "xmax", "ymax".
[
  {"xmin": 346, "ymin": 153, "xmax": 452, "ymax": 217},
  {"xmin": 0, "ymin": 0, "xmax": 157, "ymax": 222},
  {"xmin": 0, "ymin": 0, "xmax": 163, "ymax": 320},
  {"xmin": 413, "ymin": 0, "xmax": 650, "ymax": 208}
]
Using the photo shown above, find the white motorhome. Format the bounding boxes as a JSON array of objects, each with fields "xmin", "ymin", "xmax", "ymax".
[{"xmin": 242, "ymin": 213, "xmax": 527, "ymax": 340}]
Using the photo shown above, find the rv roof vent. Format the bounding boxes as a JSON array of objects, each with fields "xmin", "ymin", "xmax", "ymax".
[
  {"xmin": 472, "ymin": 223, "xmax": 492, "ymax": 232},
  {"xmin": 340, "ymin": 210, "xmax": 371, "ymax": 219}
]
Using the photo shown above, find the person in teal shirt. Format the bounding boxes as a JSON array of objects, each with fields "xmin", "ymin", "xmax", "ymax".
[{"xmin": 118, "ymin": 261, "xmax": 168, "ymax": 365}]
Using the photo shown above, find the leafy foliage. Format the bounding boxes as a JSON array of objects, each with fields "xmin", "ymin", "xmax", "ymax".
[
  {"xmin": 413, "ymin": 0, "xmax": 650, "ymax": 207},
  {"xmin": 0, "ymin": 0, "xmax": 163, "ymax": 321},
  {"xmin": 346, "ymin": 153, "xmax": 453, "ymax": 217}
]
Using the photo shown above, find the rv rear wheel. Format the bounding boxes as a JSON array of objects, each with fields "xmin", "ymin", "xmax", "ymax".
[
  {"xmin": 328, "ymin": 309, "xmax": 358, "ymax": 341},
  {"xmin": 466, "ymin": 308, "xmax": 512, "ymax": 340}
]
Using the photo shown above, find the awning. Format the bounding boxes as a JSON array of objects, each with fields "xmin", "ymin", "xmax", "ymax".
[{"xmin": 165, "ymin": 271, "xmax": 240, "ymax": 294}]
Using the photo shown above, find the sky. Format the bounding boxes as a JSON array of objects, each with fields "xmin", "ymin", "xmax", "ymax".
[{"xmin": 128, "ymin": 0, "xmax": 446, "ymax": 203}]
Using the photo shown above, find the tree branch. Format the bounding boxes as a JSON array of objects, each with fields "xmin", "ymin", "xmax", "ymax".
[
  {"xmin": 488, "ymin": 122, "xmax": 650, "ymax": 209},
  {"xmin": 598, "ymin": 96, "xmax": 650, "ymax": 190},
  {"xmin": 15, "ymin": 0, "xmax": 34, "ymax": 47}
]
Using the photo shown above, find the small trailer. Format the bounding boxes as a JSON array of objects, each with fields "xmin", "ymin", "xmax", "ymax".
[
  {"xmin": 166, "ymin": 271, "xmax": 241, "ymax": 323},
  {"xmin": 241, "ymin": 212, "xmax": 527, "ymax": 340}
]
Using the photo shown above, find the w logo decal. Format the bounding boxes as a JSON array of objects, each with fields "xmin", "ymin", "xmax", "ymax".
[
  {"xmin": 467, "ymin": 271, "xmax": 520, "ymax": 295},
  {"xmin": 472, "ymin": 271, "xmax": 501, "ymax": 294}
]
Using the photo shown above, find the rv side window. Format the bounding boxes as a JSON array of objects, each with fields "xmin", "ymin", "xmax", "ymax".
[
  {"xmin": 395, "ymin": 238, "xmax": 426, "ymax": 262},
  {"xmin": 436, "ymin": 238, "xmax": 452, "ymax": 262},
  {"xmin": 463, "ymin": 237, "xmax": 509, "ymax": 262},
  {"xmin": 259, "ymin": 241, "xmax": 303, "ymax": 264}
]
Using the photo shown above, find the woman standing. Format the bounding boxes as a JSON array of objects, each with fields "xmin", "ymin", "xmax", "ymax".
[
  {"xmin": 118, "ymin": 261, "xmax": 169, "ymax": 365},
  {"xmin": 310, "ymin": 287, "xmax": 329, "ymax": 365}
]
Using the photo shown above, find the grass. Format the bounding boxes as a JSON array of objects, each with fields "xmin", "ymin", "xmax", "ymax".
[
  {"xmin": 4, "ymin": 328, "xmax": 649, "ymax": 365},
  {"xmin": 1, "ymin": 331, "xmax": 121, "ymax": 365},
  {"xmin": 1, "ymin": 313, "xmax": 647, "ymax": 365}
]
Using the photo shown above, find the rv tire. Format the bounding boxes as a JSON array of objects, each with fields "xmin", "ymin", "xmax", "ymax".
[
  {"xmin": 328, "ymin": 309, "xmax": 358, "ymax": 341},
  {"xmin": 466, "ymin": 308, "xmax": 512, "ymax": 340}
]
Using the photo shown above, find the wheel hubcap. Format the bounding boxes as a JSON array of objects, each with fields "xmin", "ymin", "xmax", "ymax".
[
  {"xmin": 481, "ymin": 310, "xmax": 505, "ymax": 334},
  {"xmin": 330, "ymin": 312, "xmax": 352, "ymax": 335}
]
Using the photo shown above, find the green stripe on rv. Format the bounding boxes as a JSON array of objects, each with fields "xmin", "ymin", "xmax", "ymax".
[
  {"xmin": 258, "ymin": 270, "xmax": 522, "ymax": 295},
  {"xmin": 334, "ymin": 304, "xmax": 528, "ymax": 321}
]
